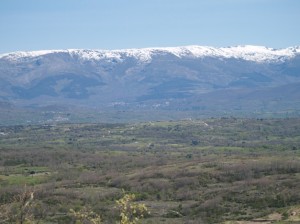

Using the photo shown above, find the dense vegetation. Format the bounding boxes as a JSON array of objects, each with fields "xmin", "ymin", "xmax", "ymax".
[{"xmin": 0, "ymin": 118, "xmax": 300, "ymax": 223}]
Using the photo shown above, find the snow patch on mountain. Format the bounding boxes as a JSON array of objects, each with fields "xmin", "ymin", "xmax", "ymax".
[{"xmin": 0, "ymin": 50, "xmax": 65, "ymax": 61}]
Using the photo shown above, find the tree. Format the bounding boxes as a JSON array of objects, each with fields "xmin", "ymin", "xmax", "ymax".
[
  {"xmin": 116, "ymin": 192, "xmax": 149, "ymax": 224},
  {"xmin": 0, "ymin": 186, "xmax": 35, "ymax": 224}
]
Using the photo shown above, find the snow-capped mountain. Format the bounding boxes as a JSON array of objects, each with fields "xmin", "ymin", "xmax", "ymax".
[
  {"xmin": 1, "ymin": 45, "xmax": 300, "ymax": 63},
  {"xmin": 0, "ymin": 45, "xmax": 300, "ymax": 117}
]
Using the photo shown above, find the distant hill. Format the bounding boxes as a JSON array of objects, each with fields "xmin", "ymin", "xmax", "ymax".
[{"xmin": 0, "ymin": 45, "xmax": 300, "ymax": 123}]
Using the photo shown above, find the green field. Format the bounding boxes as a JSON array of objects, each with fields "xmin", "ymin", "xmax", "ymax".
[{"xmin": 0, "ymin": 118, "xmax": 300, "ymax": 223}]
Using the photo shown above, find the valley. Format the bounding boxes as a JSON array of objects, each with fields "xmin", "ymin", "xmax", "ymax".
[{"xmin": 0, "ymin": 118, "xmax": 300, "ymax": 223}]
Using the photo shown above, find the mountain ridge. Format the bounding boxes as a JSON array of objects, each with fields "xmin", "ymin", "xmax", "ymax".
[
  {"xmin": 1, "ymin": 45, "xmax": 300, "ymax": 63},
  {"xmin": 0, "ymin": 45, "xmax": 300, "ymax": 123}
]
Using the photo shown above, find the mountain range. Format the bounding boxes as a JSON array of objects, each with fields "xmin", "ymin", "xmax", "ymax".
[{"xmin": 1, "ymin": 45, "xmax": 300, "ymax": 123}]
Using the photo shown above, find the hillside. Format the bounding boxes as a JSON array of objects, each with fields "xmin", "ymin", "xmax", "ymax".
[{"xmin": 0, "ymin": 118, "xmax": 300, "ymax": 223}]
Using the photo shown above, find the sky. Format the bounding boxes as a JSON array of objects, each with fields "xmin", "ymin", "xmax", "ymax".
[{"xmin": 0, "ymin": 0, "xmax": 299, "ymax": 53}]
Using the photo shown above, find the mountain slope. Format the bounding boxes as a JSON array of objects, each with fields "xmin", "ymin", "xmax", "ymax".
[{"xmin": 0, "ymin": 45, "xmax": 300, "ymax": 120}]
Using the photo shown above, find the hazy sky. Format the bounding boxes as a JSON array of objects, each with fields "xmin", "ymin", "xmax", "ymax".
[{"xmin": 0, "ymin": 0, "xmax": 299, "ymax": 53}]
